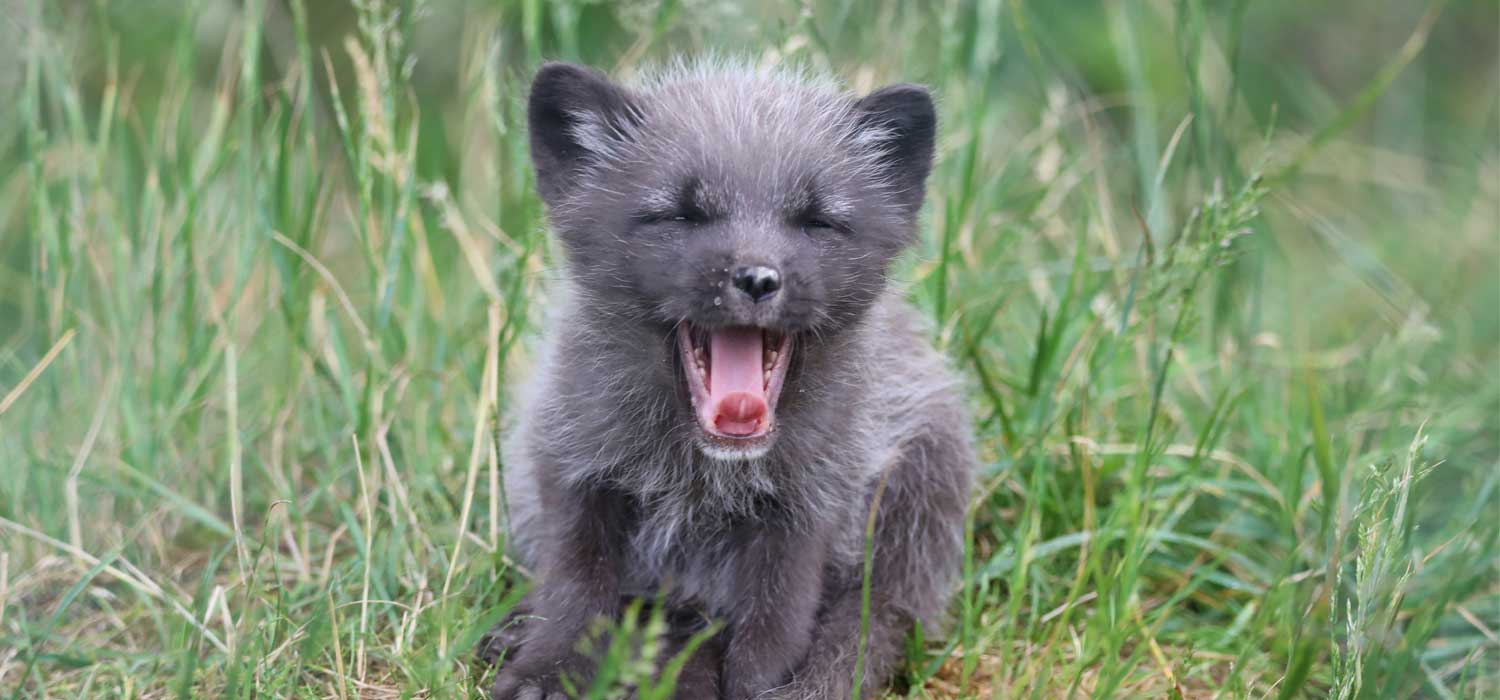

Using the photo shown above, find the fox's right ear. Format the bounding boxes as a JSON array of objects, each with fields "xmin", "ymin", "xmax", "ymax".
[{"xmin": 528, "ymin": 62, "xmax": 640, "ymax": 206}]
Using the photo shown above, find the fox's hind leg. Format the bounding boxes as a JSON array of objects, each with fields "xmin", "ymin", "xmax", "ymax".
[{"xmin": 777, "ymin": 425, "xmax": 971, "ymax": 699}]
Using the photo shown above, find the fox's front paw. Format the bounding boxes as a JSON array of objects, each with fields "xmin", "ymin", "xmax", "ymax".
[
  {"xmin": 490, "ymin": 652, "xmax": 589, "ymax": 700},
  {"xmin": 489, "ymin": 676, "xmax": 565, "ymax": 700}
]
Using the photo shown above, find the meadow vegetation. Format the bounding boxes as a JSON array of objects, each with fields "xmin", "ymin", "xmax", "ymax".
[{"xmin": 1, "ymin": 0, "xmax": 1496, "ymax": 697}]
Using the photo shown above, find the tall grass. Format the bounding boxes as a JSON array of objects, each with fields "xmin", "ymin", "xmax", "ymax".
[{"xmin": 1, "ymin": 0, "xmax": 1495, "ymax": 698}]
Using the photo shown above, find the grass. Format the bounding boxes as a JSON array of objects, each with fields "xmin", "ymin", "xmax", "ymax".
[{"xmin": 1, "ymin": 0, "xmax": 1496, "ymax": 697}]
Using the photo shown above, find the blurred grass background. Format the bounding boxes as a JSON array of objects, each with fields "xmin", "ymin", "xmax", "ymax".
[{"xmin": 0, "ymin": 0, "xmax": 1496, "ymax": 697}]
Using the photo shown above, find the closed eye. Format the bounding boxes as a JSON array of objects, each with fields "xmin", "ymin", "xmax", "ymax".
[
  {"xmin": 799, "ymin": 213, "xmax": 850, "ymax": 235},
  {"xmin": 636, "ymin": 176, "xmax": 714, "ymax": 226},
  {"xmin": 795, "ymin": 183, "xmax": 851, "ymax": 234},
  {"xmin": 803, "ymin": 216, "xmax": 836, "ymax": 230},
  {"xmin": 634, "ymin": 197, "xmax": 711, "ymax": 226},
  {"xmin": 635, "ymin": 207, "xmax": 710, "ymax": 226}
]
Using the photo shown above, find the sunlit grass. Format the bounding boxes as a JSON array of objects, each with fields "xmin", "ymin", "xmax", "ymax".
[{"xmin": 0, "ymin": 0, "xmax": 1495, "ymax": 698}]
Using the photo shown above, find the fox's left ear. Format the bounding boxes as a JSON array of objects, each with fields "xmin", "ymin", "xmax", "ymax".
[
  {"xmin": 528, "ymin": 62, "xmax": 641, "ymax": 207},
  {"xmin": 854, "ymin": 84, "xmax": 937, "ymax": 213}
]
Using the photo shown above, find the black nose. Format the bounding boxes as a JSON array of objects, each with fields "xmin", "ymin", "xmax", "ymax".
[{"xmin": 732, "ymin": 265, "xmax": 781, "ymax": 303}]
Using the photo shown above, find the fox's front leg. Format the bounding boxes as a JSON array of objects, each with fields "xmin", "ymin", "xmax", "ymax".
[
  {"xmin": 719, "ymin": 525, "xmax": 828, "ymax": 700},
  {"xmin": 774, "ymin": 427, "xmax": 971, "ymax": 699},
  {"xmin": 491, "ymin": 483, "xmax": 631, "ymax": 700}
]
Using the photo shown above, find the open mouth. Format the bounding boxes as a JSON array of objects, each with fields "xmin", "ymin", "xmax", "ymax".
[{"xmin": 678, "ymin": 324, "xmax": 793, "ymax": 444}]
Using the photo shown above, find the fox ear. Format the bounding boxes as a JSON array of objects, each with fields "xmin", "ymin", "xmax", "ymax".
[
  {"xmin": 853, "ymin": 84, "xmax": 936, "ymax": 213},
  {"xmin": 528, "ymin": 62, "xmax": 640, "ymax": 206}
]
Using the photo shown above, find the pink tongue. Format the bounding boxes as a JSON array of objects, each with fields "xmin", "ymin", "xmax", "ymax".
[{"xmin": 708, "ymin": 328, "xmax": 766, "ymax": 436}]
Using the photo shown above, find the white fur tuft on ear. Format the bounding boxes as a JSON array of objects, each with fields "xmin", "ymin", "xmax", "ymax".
[
  {"xmin": 528, "ymin": 62, "xmax": 641, "ymax": 206},
  {"xmin": 853, "ymin": 84, "xmax": 937, "ymax": 211}
]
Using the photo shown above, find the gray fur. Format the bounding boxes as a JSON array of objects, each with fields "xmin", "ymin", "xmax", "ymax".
[{"xmin": 489, "ymin": 59, "xmax": 974, "ymax": 700}]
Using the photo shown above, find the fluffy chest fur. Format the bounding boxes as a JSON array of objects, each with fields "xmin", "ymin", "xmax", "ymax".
[{"xmin": 504, "ymin": 286, "xmax": 946, "ymax": 608}]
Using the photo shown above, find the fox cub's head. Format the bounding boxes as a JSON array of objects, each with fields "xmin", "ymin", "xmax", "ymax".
[{"xmin": 529, "ymin": 61, "xmax": 935, "ymax": 459}]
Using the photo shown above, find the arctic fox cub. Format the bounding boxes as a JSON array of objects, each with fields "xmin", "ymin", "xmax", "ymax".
[{"xmin": 490, "ymin": 60, "xmax": 974, "ymax": 700}]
